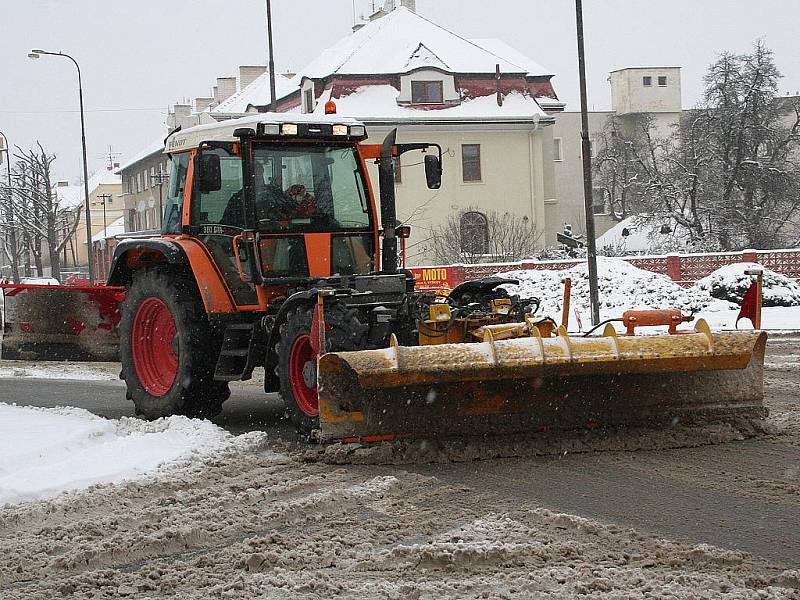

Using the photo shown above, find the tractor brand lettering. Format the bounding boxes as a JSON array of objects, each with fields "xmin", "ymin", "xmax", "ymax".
[
  {"xmin": 201, "ymin": 225, "xmax": 225, "ymax": 235},
  {"xmin": 168, "ymin": 138, "xmax": 186, "ymax": 150}
]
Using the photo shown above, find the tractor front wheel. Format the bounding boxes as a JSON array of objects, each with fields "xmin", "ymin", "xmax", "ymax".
[
  {"xmin": 119, "ymin": 269, "xmax": 230, "ymax": 420},
  {"xmin": 277, "ymin": 303, "xmax": 368, "ymax": 434}
]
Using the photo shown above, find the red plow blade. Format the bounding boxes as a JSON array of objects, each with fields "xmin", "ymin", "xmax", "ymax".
[{"xmin": 0, "ymin": 284, "xmax": 124, "ymax": 361}]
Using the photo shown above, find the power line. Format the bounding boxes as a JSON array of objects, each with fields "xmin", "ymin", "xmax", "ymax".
[{"xmin": 0, "ymin": 108, "xmax": 168, "ymax": 114}]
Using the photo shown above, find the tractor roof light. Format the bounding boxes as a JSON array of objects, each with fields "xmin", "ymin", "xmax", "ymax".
[
  {"xmin": 332, "ymin": 124, "xmax": 348, "ymax": 136},
  {"xmin": 281, "ymin": 123, "xmax": 298, "ymax": 136},
  {"xmin": 325, "ymin": 100, "xmax": 337, "ymax": 115},
  {"xmin": 349, "ymin": 125, "xmax": 366, "ymax": 138},
  {"xmin": 260, "ymin": 123, "xmax": 280, "ymax": 136}
]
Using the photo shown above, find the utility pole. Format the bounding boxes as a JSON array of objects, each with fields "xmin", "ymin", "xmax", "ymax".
[
  {"xmin": 97, "ymin": 193, "xmax": 112, "ymax": 279},
  {"xmin": 575, "ymin": 0, "xmax": 600, "ymax": 325},
  {"xmin": 0, "ymin": 131, "xmax": 20, "ymax": 283},
  {"xmin": 151, "ymin": 167, "xmax": 169, "ymax": 230},
  {"xmin": 266, "ymin": 0, "xmax": 277, "ymax": 112}
]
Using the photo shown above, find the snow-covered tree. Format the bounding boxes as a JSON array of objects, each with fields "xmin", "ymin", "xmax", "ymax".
[{"xmin": 0, "ymin": 143, "xmax": 82, "ymax": 281}]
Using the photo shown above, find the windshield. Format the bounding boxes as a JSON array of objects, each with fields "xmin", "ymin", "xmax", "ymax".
[{"xmin": 252, "ymin": 143, "xmax": 370, "ymax": 232}]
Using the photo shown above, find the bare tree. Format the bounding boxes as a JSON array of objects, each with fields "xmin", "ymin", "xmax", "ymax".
[
  {"xmin": 0, "ymin": 143, "xmax": 82, "ymax": 281},
  {"xmin": 430, "ymin": 207, "xmax": 542, "ymax": 264}
]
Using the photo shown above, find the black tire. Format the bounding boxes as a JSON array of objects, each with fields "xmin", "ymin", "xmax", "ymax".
[
  {"xmin": 276, "ymin": 302, "xmax": 368, "ymax": 434},
  {"xmin": 119, "ymin": 268, "xmax": 230, "ymax": 420}
]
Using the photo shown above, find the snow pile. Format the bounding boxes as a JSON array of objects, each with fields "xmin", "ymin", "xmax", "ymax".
[
  {"xmin": 0, "ymin": 403, "xmax": 265, "ymax": 506},
  {"xmin": 697, "ymin": 262, "xmax": 800, "ymax": 307},
  {"xmin": 500, "ymin": 257, "xmax": 714, "ymax": 317}
]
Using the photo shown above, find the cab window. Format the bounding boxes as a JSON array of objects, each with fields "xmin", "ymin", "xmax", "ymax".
[
  {"xmin": 162, "ymin": 153, "xmax": 189, "ymax": 233},
  {"xmin": 191, "ymin": 147, "xmax": 244, "ymax": 228}
]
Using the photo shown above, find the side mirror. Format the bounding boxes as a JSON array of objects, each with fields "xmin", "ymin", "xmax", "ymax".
[
  {"xmin": 198, "ymin": 153, "xmax": 222, "ymax": 193},
  {"xmin": 424, "ymin": 154, "xmax": 442, "ymax": 190}
]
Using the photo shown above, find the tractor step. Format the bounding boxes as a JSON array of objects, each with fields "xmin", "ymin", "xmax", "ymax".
[{"xmin": 214, "ymin": 323, "xmax": 257, "ymax": 381}]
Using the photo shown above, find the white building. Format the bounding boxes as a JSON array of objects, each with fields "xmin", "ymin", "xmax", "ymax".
[{"xmin": 207, "ymin": 2, "xmax": 562, "ymax": 265}]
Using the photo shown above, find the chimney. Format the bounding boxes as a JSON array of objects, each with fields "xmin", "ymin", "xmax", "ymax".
[
  {"xmin": 400, "ymin": 0, "xmax": 416, "ymax": 11},
  {"xmin": 239, "ymin": 65, "xmax": 267, "ymax": 90},
  {"xmin": 172, "ymin": 103, "xmax": 191, "ymax": 118},
  {"xmin": 215, "ymin": 77, "xmax": 237, "ymax": 103},
  {"xmin": 57, "ymin": 181, "xmax": 70, "ymax": 188},
  {"xmin": 195, "ymin": 97, "xmax": 215, "ymax": 113}
]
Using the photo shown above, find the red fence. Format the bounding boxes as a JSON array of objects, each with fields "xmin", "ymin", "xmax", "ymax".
[{"xmin": 409, "ymin": 249, "xmax": 800, "ymax": 291}]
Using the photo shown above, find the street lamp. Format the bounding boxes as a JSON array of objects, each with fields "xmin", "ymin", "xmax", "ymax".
[
  {"xmin": 0, "ymin": 131, "xmax": 20, "ymax": 282},
  {"xmin": 28, "ymin": 48, "xmax": 95, "ymax": 284}
]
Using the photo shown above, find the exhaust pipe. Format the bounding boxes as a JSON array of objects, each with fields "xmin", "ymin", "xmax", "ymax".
[{"xmin": 378, "ymin": 129, "xmax": 398, "ymax": 274}]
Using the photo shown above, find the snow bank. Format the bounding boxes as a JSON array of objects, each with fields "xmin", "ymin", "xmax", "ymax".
[
  {"xmin": 499, "ymin": 257, "xmax": 714, "ymax": 318},
  {"xmin": 0, "ymin": 403, "xmax": 264, "ymax": 506},
  {"xmin": 697, "ymin": 262, "xmax": 800, "ymax": 307}
]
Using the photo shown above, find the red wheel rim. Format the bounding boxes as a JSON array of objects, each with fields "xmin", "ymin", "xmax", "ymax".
[
  {"xmin": 132, "ymin": 297, "xmax": 178, "ymax": 397},
  {"xmin": 289, "ymin": 334, "xmax": 319, "ymax": 417}
]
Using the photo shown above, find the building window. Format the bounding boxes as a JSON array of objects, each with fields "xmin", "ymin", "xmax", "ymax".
[
  {"xmin": 460, "ymin": 211, "xmax": 489, "ymax": 255},
  {"xmin": 303, "ymin": 88, "xmax": 314, "ymax": 113},
  {"xmin": 143, "ymin": 169, "xmax": 149, "ymax": 190},
  {"xmin": 643, "ymin": 76, "xmax": 652, "ymax": 87},
  {"xmin": 461, "ymin": 144, "xmax": 482, "ymax": 182},
  {"xmin": 592, "ymin": 188, "xmax": 607, "ymax": 215},
  {"xmin": 392, "ymin": 156, "xmax": 402, "ymax": 183},
  {"xmin": 658, "ymin": 75, "xmax": 667, "ymax": 87},
  {"xmin": 136, "ymin": 173, "xmax": 142, "ymax": 193},
  {"xmin": 411, "ymin": 80, "xmax": 444, "ymax": 104},
  {"xmin": 553, "ymin": 137, "xmax": 563, "ymax": 162}
]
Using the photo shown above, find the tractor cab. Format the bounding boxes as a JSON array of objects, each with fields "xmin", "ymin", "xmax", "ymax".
[{"xmin": 158, "ymin": 114, "xmax": 440, "ymax": 310}]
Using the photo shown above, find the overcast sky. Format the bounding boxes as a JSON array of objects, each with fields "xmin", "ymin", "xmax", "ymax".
[{"xmin": 1, "ymin": 0, "xmax": 798, "ymax": 182}]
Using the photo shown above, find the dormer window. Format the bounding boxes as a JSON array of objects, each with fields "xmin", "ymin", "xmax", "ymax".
[
  {"xmin": 300, "ymin": 79, "xmax": 316, "ymax": 113},
  {"xmin": 411, "ymin": 80, "xmax": 444, "ymax": 104}
]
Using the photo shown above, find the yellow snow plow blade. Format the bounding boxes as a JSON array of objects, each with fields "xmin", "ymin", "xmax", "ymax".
[{"xmin": 316, "ymin": 322, "xmax": 767, "ymax": 443}]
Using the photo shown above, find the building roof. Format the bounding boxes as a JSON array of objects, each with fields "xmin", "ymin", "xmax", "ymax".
[
  {"xmin": 164, "ymin": 113, "xmax": 365, "ymax": 152},
  {"xmin": 55, "ymin": 168, "xmax": 122, "ymax": 209},
  {"xmin": 117, "ymin": 136, "xmax": 166, "ymax": 172},
  {"xmin": 213, "ymin": 6, "xmax": 555, "ymax": 115},
  {"xmin": 308, "ymin": 86, "xmax": 549, "ymax": 124},
  {"xmin": 91, "ymin": 216, "xmax": 125, "ymax": 243}
]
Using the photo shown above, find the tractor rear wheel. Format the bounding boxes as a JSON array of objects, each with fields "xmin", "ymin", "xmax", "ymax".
[
  {"xmin": 277, "ymin": 303, "xmax": 368, "ymax": 434},
  {"xmin": 119, "ymin": 269, "xmax": 230, "ymax": 420}
]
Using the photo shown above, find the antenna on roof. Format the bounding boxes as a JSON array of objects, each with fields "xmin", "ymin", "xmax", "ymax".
[{"xmin": 98, "ymin": 145, "xmax": 122, "ymax": 170}]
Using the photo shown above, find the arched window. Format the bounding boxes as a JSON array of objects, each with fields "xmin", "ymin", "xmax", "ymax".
[{"xmin": 460, "ymin": 211, "xmax": 488, "ymax": 256}]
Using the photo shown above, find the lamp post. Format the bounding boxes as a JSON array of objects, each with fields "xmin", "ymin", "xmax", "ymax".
[
  {"xmin": 574, "ymin": 0, "xmax": 600, "ymax": 325},
  {"xmin": 266, "ymin": 0, "xmax": 277, "ymax": 112},
  {"xmin": 28, "ymin": 49, "xmax": 95, "ymax": 284},
  {"xmin": 0, "ymin": 131, "xmax": 20, "ymax": 283}
]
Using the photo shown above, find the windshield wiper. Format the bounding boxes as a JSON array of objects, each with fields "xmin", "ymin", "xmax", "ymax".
[{"xmin": 353, "ymin": 169, "xmax": 367, "ymax": 213}]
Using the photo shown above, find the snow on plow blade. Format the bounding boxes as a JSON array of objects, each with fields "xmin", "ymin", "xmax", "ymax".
[
  {"xmin": 0, "ymin": 284, "xmax": 124, "ymax": 361},
  {"xmin": 316, "ymin": 323, "xmax": 767, "ymax": 443}
]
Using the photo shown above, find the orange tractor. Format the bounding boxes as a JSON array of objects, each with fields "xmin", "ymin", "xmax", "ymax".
[{"xmin": 1, "ymin": 113, "xmax": 768, "ymax": 442}]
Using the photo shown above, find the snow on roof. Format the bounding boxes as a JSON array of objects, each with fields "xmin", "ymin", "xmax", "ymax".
[
  {"xmin": 213, "ymin": 7, "xmax": 553, "ymax": 114},
  {"xmin": 91, "ymin": 216, "xmax": 125, "ymax": 243},
  {"xmin": 117, "ymin": 136, "xmax": 166, "ymax": 172},
  {"xmin": 211, "ymin": 71, "xmax": 299, "ymax": 114},
  {"xmin": 55, "ymin": 185, "xmax": 84, "ymax": 209},
  {"xmin": 55, "ymin": 169, "xmax": 121, "ymax": 210},
  {"xmin": 302, "ymin": 8, "xmax": 533, "ymax": 77},
  {"xmin": 469, "ymin": 38, "xmax": 552, "ymax": 77},
  {"xmin": 165, "ymin": 112, "xmax": 365, "ymax": 152},
  {"xmin": 310, "ymin": 85, "xmax": 548, "ymax": 122}
]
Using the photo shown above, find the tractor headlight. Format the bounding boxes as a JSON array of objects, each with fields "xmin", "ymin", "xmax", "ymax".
[
  {"xmin": 281, "ymin": 123, "xmax": 298, "ymax": 135},
  {"xmin": 332, "ymin": 124, "xmax": 348, "ymax": 136},
  {"xmin": 261, "ymin": 123, "xmax": 280, "ymax": 136},
  {"xmin": 349, "ymin": 125, "xmax": 366, "ymax": 137}
]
